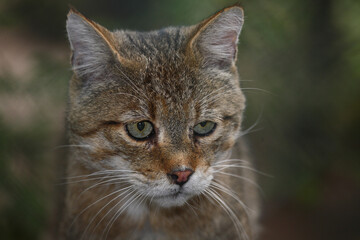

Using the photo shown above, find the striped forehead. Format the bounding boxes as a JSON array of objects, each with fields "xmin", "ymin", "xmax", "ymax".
[{"xmin": 153, "ymin": 95, "xmax": 193, "ymax": 145}]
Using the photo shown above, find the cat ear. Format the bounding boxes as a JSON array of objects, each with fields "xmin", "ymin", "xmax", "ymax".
[
  {"xmin": 188, "ymin": 6, "xmax": 244, "ymax": 70},
  {"xmin": 66, "ymin": 8, "xmax": 125, "ymax": 79}
]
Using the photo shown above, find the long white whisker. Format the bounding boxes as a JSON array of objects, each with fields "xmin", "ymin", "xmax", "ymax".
[
  {"xmin": 205, "ymin": 188, "xmax": 248, "ymax": 240},
  {"xmin": 90, "ymin": 187, "xmax": 137, "ymax": 237},
  {"xmin": 102, "ymin": 190, "xmax": 143, "ymax": 240},
  {"xmin": 80, "ymin": 187, "xmax": 136, "ymax": 240},
  {"xmin": 213, "ymin": 164, "xmax": 273, "ymax": 177},
  {"xmin": 215, "ymin": 159, "xmax": 250, "ymax": 165},
  {"xmin": 104, "ymin": 190, "xmax": 150, "ymax": 240},
  {"xmin": 185, "ymin": 201, "xmax": 198, "ymax": 217},
  {"xmin": 240, "ymin": 106, "xmax": 264, "ymax": 138},
  {"xmin": 63, "ymin": 173, "xmax": 135, "ymax": 184},
  {"xmin": 239, "ymin": 127, "xmax": 264, "ymax": 138},
  {"xmin": 65, "ymin": 169, "xmax": 137, "ymax": 180},
  {"xmin": 241, "ymin": 87, "xmax": 273, "ymax": 95},
  {"xmin": 212, "ymin": 170, "xmax": 264, "ymax": 193},
  {"xmin": 51, "ymin": 144, "xmax": 92, "ymax": 151},
  {"xmin": 211, "ymin": 180, "xmax": 253, "ymax": 216},
  {"xmin": 77, "ymin": 176, "xmax": 133, "ymax": 197},
  {"xmin": 70, "ymin": 185, "xmax": 132, "ymax": 234}
]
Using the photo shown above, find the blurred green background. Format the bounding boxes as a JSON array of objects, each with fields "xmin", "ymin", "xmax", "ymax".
[{"xmin": 0, "ymin": 0, "xmax": 359, "ymax": 239}]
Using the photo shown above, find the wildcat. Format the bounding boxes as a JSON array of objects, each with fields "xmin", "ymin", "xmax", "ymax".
[{"xmin": 61, "ymin": 5, "xmax": 259, "ymax": 240}]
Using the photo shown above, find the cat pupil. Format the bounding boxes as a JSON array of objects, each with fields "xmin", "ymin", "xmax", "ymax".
[
  {"xmin": 137, "ymin": 122, "xmax": 145, "ymax": 131},
  {"xmin": 200, "ymin": 121, "xmax": 207, "ymax": 127}
]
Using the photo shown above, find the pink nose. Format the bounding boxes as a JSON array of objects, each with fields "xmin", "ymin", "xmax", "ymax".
[{"xmin": 168, "ymin": 169, "xmax": 194, "ymax": 186}]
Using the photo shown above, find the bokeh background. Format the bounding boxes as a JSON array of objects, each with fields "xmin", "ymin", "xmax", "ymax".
[{"xmin": 0, "ymin": 0, "xmax": 359, "ymax": 239}]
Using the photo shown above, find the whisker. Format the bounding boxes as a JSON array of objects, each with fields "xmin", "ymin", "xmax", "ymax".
[
  {"xmin": 134, "ymin": 190, "xmax": 150, "ymax": 211},
  {"xmin": 204, "ymin": 188, "xmax": 248, "ymax": 240},
  {"xmin": 69, "ymin": 185, "xmax": 132, "ymax": 234},
  {"xmin": 239, "ymin": 127, "xmax": 263, "ymax": 137},
  {"xmin": 77, "ymin": 177, "xmax": 133, "ymax": 197},
  {"xmin": 185, "ymin": 201, "xmax": 198, "ymax": 217},
  {"xmin": 196, "ymin": 85, "xmax": 233, "ymax": 110},
  {"xmin": 64, "ymin": 169, "xmax": 137, "ymax": 180},
  {"xmin": 213, "ymin": 163, "xmax": 273, "ymax": 178},
  {"xmin": 102, "ymin": 190, "xmax": 143, "ymax": 240},
  {"xmin": 51, "ymin": 144, "xmax": 92, "ymax": 151},
  {"xmin": 149, "ymin": 193, "xmax": 156, "ymax": 207},
  {"xmin": 241, "ymin": 87, "xmax": 273, "ymax": 95},
  {"xmin": 104, "ymin": 190, "xmax": 150, "ymax": 240},
  {"xmin": 116, "ymin": 92, "xmax": 145, "ymax": 102},
  {"xmin": 196, "ymin": 86, "xmax": 227, "ymax": 105},
  {"xmin": 239, "ymin": 105, "xmax": 264, "ymax": 138},
  {"xmin": 211, "ymin": 180, "xmax": 253, "ymax": 216},
  {"xmin": 212, "ymin": 170, "xmax": 264, "ymax": 194},
  {"xmin": 80, "ymin": 187, "xmax": 136, "ymax": 240},
  {"xmin": 114, "ymin": 65, "xmax": 150, "ymax": 102},
  {"xmin": 62, "ymin": 173, "xmax": 134, "ymax": 184},
  {"xmin": 214, "ymin": 159, "xmax": 249, "ymax": 165}
]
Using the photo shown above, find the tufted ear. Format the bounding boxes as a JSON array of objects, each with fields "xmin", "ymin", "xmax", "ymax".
[
  {"xmin": 188, "ymin": 6, "xmax": 244, "ymax": 70},
  {"xmin": 66, "ymin": 8, "xmax": 127, "ymax": 79}
]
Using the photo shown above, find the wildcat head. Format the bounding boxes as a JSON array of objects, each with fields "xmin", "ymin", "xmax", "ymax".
[{"xmin": 66, "ymin": 6, "xmax": 245, "ymax": 208}]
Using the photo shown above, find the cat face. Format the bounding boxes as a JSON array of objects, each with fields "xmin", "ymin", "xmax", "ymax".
[{"xmin": 66, "ymin": 6, "xmax": 245, "ymax": 208}]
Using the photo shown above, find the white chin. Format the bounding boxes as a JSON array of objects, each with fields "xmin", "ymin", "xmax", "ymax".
[{"xmin": 152, "ymin": 194, "xmax": 192, "ymax": 208}]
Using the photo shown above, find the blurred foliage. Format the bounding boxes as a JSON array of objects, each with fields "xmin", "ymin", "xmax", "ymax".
[
  {"xmin": 0, "ymin": 50, "xmax": 70, "ymax": 239},
  {"xmin": 238, "ymin": 0, "xmax": 360, "ymax": 201},
  {"xmin": 0, "ymin": 0, "xmax": 359, "ymax": 239}
]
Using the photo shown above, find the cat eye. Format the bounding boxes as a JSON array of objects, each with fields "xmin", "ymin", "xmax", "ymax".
[
  {"xmin": 126, "ymin": 121, "xmax": 154, "ymax": 140},
  {"xmin": 193, "ymin": 121, "xmax": 216, "ymax": 136}
]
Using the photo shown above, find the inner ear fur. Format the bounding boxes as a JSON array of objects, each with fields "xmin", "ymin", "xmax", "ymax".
[
  {"xmin": 66, "ymin": 8, "xmax": 136, "ymax": 79},
  {"xmin": 186, "ymin": 5, "xmax": 244, "ymax": 70}
]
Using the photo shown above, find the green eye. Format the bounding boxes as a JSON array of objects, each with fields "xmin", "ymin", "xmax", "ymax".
[
  {"xmin": 126, "ymin": 121, "xmax": 154, "ymax": 140},
  {"xmin": 193, "ymin": 121, "xmax": 216, "ymax": 136}
]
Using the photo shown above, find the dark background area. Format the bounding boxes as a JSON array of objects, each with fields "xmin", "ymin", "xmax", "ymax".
[{"xmin": 0, "ymin": 0, "xmax": 359, "ymax": 239}]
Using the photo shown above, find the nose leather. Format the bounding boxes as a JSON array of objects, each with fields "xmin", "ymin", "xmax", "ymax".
[{"xmin": 168, "ymin": 169, "xmax": 193, "ymax": 186}]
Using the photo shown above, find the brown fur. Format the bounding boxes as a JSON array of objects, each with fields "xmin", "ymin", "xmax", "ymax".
[{"xmin": 61, "ymin": 5, "xmax": 259, "ymax": 240}]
